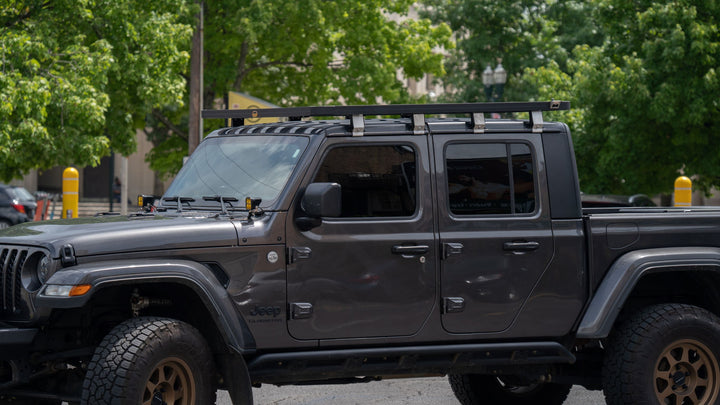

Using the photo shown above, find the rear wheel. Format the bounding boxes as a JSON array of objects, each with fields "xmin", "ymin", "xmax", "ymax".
[
  {"xmin": 0, "ymin": 220, "xmax": 10, "ymax": 229},
  {"xmin": 449, "ymin": 374, "xmax": 571, "ymax": 405},
  {"xmin": 81, "ymin": 317, "xmax": 216, "ymax": 405},
  {"xmin": 603, "ymin": 303, "xmax": 720, "ymax": 405}
]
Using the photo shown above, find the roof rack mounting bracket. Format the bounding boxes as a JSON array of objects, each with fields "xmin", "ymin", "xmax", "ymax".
[
  {"xmin": 412, "ymin": 114, "xmax": 425, "ymax": 135},
  {"xmin": 530, "ymin": 111, "xmax": 544, "ymax": 133},
  {"xmin": 351, "ymin": 114, "xmax": 365, "ymax": 136},
  {"xmin": 471, "ymin": 112, "xmax": 485, "ymax": 134}
]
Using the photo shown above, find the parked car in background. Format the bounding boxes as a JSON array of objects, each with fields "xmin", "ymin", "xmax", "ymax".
[
  {"xmin": 581, "ymin": 193, "xmax": 657, "ymax": 208},
  {"xmin": 12, "ymin": 186, "xmax": 38, "ymax": 219},
  {"xmin": 0, "ymin": 185, "xmax": 36, "ymax": 228}
]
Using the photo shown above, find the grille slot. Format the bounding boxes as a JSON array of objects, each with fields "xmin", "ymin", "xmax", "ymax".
[{"xmin": 0, "ymin": 247, "xmax": 28, "ymax": 315}]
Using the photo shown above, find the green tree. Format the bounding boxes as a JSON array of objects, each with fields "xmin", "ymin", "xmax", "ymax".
[
  {"xmin": 146, "ymin": 0, "xmax": 452, "ymax": 178},
  {"xmin": 422, "ymin": 0, "xmax": 599, "ymax": 102},
  {"xmin": 0, "ymin": 0, "xmax": 192, "ymax": 181},
  {"xmin": 528, "ymin": 0, "xmax": 720, "ymax": 195}
]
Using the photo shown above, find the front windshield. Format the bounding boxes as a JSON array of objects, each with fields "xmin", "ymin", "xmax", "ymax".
[{"xmin": 164, "ymin": 135, "xmax": 309, "ymax": 208}]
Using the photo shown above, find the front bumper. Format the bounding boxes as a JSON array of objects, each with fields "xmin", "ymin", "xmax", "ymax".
[{"xmin": 0, "ymin": 326, "xmax": 37, "ymax": 360}]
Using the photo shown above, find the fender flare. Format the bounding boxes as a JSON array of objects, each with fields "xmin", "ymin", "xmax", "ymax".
[
  {"xmin": 36, "ymin": 259, "xmax": 255, "ymax": 353},
  {"xmin": 576, "ymin": 247, "xmax": 720, "ymax": 339}
]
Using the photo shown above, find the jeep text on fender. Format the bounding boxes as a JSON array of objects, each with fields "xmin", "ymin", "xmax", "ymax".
[{"xmin": 2, "ymin": 101, "xmax": 720, "ymax": 405}]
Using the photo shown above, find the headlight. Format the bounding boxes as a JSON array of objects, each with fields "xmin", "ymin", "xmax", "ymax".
[{"xmin": 21, "ymin": 251, "xmax": 55, "ymax": 292}]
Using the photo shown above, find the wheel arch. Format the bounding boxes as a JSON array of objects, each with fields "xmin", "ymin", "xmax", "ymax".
[
  {"xmin": 36, "ymin": 259, "xmax": 256, "ymax": 354},
  {"xmin": 577, "ymin": 247, "xmax": 720, "ymax": 339}
]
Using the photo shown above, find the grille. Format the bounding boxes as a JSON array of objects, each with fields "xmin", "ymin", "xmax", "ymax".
[{"xmin": 0, "ymin": 247, "xmax": 28, "ymax": 316}]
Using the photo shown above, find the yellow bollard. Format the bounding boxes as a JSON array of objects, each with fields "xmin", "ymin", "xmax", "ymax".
[
  {"xmin": 62, "ymin": 167, "xmax": 79, "ymax": 218},
  {"xmin": 674, "ymin": 176, "xmax": 692, "ymax": 207}
]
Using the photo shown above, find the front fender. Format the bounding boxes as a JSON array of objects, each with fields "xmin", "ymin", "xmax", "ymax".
[
  {"xmin": 577, "ymin": 247, "xmax": 720, "ymax": 339},
  {"xmin": 36, "ymin": 259, "xmax": 255, "ymax": 353}
]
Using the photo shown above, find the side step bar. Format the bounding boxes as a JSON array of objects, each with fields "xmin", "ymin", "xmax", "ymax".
[{"xmin": 247, "ymin": 341, "xmax": 575, "ymax": 385}]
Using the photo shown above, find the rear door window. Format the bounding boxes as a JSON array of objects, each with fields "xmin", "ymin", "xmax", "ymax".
[{"xmin": 445, "ymin": 143, "xmax": 536, "ymax": 215}]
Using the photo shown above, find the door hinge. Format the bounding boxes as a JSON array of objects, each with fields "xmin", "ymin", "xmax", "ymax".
[
  {"xmin": 443, "ymin": 297, "xmax": 465, "ymax": 313},
  {"xmin": 442, "ymin": 242, "xmax": 464, "ymax": 259},
  {"xmin": 290, "ymin": 302, "xmax": 313, "ymax": 320},
  {"xmin": 288, "ymin": 247, "xmax": 312, "ymax": 264}
]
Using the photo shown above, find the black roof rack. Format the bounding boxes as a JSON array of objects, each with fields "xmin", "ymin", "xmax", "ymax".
[{"xmin": 202, "ymin": 101, "xmax": 570, "ymax": 135}]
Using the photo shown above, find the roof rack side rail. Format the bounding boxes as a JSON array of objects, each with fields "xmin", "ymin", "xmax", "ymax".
[
  {"xmin": 202, "ymin": 101, "xmax": 569, "ymax": 121},
  {"xmin": 202, "ymin": 101, "xmax": 570, "ymax": 134}
]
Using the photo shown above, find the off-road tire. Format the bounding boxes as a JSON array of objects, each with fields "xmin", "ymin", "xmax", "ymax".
[
  {"xmin": 603, "ymin": 303, "xmax": 720, "ymax": 405},
  {"xmin": 81, "ymin": 316, "xmax": 216, "ymax": 405},
  {"xmin": 448, "ymin": 374, "xmax": 571, "ymax": 405}
]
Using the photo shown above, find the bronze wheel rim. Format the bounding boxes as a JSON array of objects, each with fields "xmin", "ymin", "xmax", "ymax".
[
  {"xmin": 143, "ymin": 357, "xmax": 196, "ymax": 405},
  {"xmin": 654, "ymin": 339, "xmax": 720, "ymax": 405}
]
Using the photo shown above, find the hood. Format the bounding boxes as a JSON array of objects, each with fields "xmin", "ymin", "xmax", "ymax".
[{"xmin": 0, "ymin": 214, "xmax": 240, "ymax": 258}]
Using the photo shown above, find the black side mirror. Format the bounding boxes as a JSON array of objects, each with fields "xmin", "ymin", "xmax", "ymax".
[{"xmin": 296, "ymin": 183, "xmax": 341, "ymax": 231}]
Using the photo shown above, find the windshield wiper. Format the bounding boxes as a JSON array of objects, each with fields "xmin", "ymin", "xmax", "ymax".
[
  {"xmin": 162, "ymin": 196, "xmax": 195, "ymax": 213},
  {"xmin": 202, "ymin": 195, "xmax": 239, "ymax": 215}
]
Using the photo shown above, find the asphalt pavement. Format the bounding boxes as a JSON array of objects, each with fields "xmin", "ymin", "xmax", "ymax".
[{"xmin": 217, "ymin": 377, "xmax": 606, "ymax": 404}]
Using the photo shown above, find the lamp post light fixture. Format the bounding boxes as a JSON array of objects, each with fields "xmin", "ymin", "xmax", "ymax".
[
  {"xmin": 482, "ymin": 64, "xmax": 495, "ymax": 102},
  {"xmin": 481, "ymin": 62, "xmax": 507, "ymax": 102}
]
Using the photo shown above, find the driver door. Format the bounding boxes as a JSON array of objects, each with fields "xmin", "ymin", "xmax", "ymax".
[{"xmin": 285, "ymin": 136, "xmax": 436, "ymax": 340}]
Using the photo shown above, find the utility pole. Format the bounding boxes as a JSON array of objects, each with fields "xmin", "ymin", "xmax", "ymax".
[{"xmin": 188, "ymin": 1, "xmax": 204, "ymax": 155}]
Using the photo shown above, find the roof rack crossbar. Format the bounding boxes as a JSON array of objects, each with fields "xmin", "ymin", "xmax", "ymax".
[{"xmin": 202, "ymin": 101, "xmax": 570, "ymax": 122}]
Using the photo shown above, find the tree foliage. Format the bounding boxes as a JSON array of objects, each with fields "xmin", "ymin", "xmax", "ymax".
[
  {"xmin": 146, "ymin": 0, "xmax": 452, "ymax": 177},
  {"xmin": 0, "ymin": 0, "xmax": 192, "ymax": 181},
  {"xmin": 530, "ymin": 0, "xmax": 720, "ymax": 194},
  {"xmin": 430, "ymin": 0, "xmax": 720, "ymax": 195},
  {"xmin": 422, "ymin": 0, "xmax": 601, "ymax": 102}
]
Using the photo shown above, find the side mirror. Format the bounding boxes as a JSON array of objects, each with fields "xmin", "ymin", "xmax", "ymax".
[
  {"xmin": 296, "ymin": 183, "xmax": 341, "ymax": 231},
  {"xmin": 301, "ymin": 182, "xmax": 341, "ymax": 218}
]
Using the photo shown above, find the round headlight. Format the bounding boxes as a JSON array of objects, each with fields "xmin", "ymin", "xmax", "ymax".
[{"xmin": 21, "ymin": 251, "xmax": 53, "ymax": 292}]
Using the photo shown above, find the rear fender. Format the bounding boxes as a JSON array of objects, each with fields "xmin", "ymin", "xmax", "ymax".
[{"xmin": 577, "ymin": 247, "xmax": 720, "ymax": 339}]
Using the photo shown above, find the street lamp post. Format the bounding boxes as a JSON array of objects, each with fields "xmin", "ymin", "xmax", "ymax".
[{"xmin": 481, "ymin": 62, "xmax": 507, "ymax": 102}]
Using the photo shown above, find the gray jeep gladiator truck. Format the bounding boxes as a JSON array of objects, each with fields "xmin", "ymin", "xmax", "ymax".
[{"xmin": 1, "ymin": 101, "xmax": 720, "ymax": 405}]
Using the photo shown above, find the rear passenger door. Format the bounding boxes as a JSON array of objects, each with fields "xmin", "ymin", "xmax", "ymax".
[{"xmin": 433, "ymin": 134, "xmax": 554, "ymax": 333}]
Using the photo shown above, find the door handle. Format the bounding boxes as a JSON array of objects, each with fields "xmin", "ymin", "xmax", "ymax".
[
  {"xmin": 392, "ymin": 245, "xmax": 429, "ymax": 256},
  {"xmin": 503, "ymin": 241, "xmax": 540, "ymax": 252}
]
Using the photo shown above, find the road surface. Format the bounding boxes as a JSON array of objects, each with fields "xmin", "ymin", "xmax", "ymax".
[{"xmin": 217, "ymin": 377, "xmax": 606, "ymax": 404}]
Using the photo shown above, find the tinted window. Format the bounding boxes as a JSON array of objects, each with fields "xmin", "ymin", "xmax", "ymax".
[
  {"xmin": 313, "ymin": 145, "xmax": 416, "ymax": 217},
  {"xmin": 446, "ymin": 143, "xmax": 535, "ymax": 215}
]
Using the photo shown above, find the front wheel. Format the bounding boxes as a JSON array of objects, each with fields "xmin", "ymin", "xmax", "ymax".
[
  {"xmin": 449, "ymin": 374, "xmax": 571, "ymax": 405},
  {"xmin": 603, "ymin": 303, "xmax": 720, "ymax": 405},
  {"xmin": 81, "ymin": 317, "xmax": 217, "ymax": 405}
]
